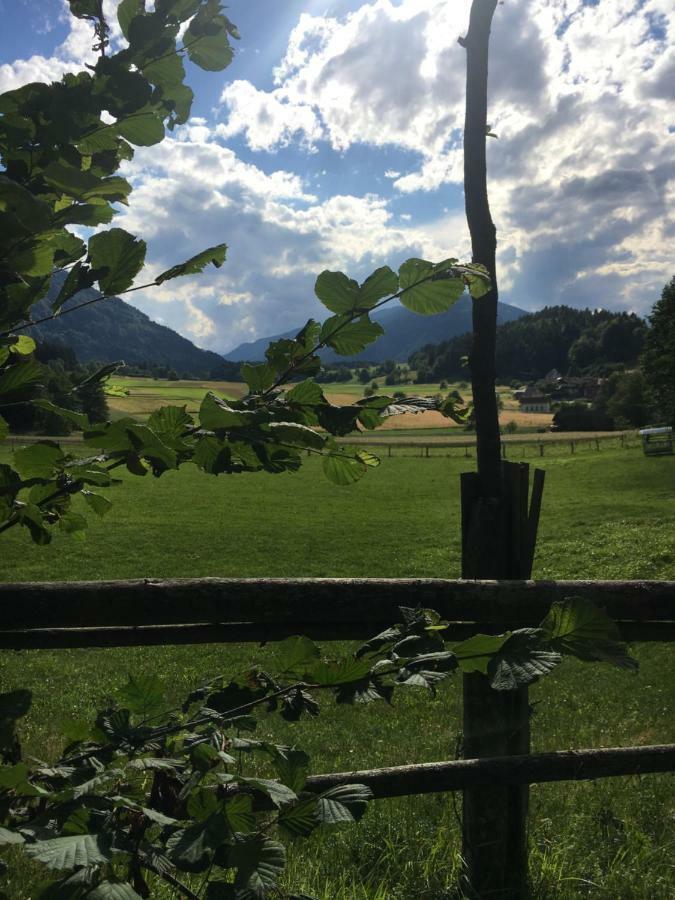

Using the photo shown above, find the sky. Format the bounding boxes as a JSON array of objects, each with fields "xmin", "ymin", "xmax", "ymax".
[{"xmin": 0, "ymin": 0, "xmax": 673, "ymax": 355}]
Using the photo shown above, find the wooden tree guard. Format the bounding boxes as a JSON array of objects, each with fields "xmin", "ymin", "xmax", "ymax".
[{"xmin": 461, "ymin": 462, "xmax": 544, "ymax": 897}]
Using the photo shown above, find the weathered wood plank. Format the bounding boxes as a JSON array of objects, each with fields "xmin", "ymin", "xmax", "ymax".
[
  {"xmin": 0, "ymin": 578, "xmax": 671, "ymax": 631},
  {"xmin": 304, "ymin": 743, "xmax": 675, "ymax": 799}
]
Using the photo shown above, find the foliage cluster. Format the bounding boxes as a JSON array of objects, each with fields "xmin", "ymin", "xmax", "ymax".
[
  {"xmin": 0, "ymin": 598, "xmax": 636, "ymax": 898},
  {"xmin": 0, "ymin": 0, "xmax": 488, "ymax": 545}
]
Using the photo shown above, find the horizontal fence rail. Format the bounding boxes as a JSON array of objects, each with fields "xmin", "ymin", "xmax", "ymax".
[
  {"xmin": 0, "ymin": 578, "xmax": 673, "ymax": 649},
  {"xmin": 303, "ymin": 744, "xmax": 675, "ymax": 799}
]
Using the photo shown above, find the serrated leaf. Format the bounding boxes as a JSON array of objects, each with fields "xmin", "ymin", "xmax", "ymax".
[
  {"xmin": 88, "ymin": 228, "xmax": 146, "ymax": 294},
  {"xmin": 277, "ymin": 635, "xmax": 321, "ymax": 674},
  {"xmin": 199, "ymin": 392, "xmax": 256, "ymax": 430},
  {"xmin": 269, "ymin": 746, "xmax": 309, "ymax": 794},
  {"xmin": 322, "ymin": 448, "xmax": 368, "ymax": 486},
  {"xmin": 398, "ymin": 258, "xmax": 465, "ymax": 314},
  {"xmin": 33, "ymin": 400, "xmax": 89, "ymax": 430},
  {"xmin": 0, "ymin": 358, "xmax": 44, "ymax": 397},
  {"xmin": 118, "ymin": 0, "xmax": 144, "ymax": 39},
  {"xmin": 118, "ymin": 674, "xmax": 165, "ymax": 718},
  {"xmin": 278, "ymin": 797, "xmax": 318, "ymax": 838},
  {"xmin": 26, "ymin": 833, "xmax": 113, "ymax": 870},
  {"xmin": 268, "ymin": 422, "xmax": 325, "ymax": 451},
  {"xmin": 185, "ymin": 8, "xmax": 235, "ymax": 71},
  {"xmin": 320, "ymin": 314, "xmax": 384, "ymax": 356},
  {"xmin": 305, "ymin": 657, "xmax": 372, "ymax": 686},
  {"xmin": 239, "ymin": 777, "xmax": 297, "ymax": 808},
  {"xmin": 14, "ymin": 440, "xmax": 64, "ymax": 479},
  {"xmin": 540, "ymin": 597, "xmax": 638, "ymax": 670},
  {"xmin": 155, "ymin": 243, "xmax": 227, "ymax": 284},
  {"xmin": 315, "ymin": 784, "xmax": 372, "ymax": 826},
  {"xmin": 358, "ymin": 265, "xmax": 399, "ymax": 307},
  {"xmin": 167, "ymin": 812, "xmax": 229, "ymax": 869},
  {"xmin": 241, "ymin": 362, "xmax": 275, "ymax": 393},
  {"xmin": 82, "ymin": 490, "xmax": 112, "ymax": 517},
  {"xmin": 226, "ymin": 835, "xmax": 286, "ymax": 898},
  {"xmin": 314, "ymin": 271, "xmax": 360, "ymax": 314},
  {"xmin": 453, "ymin": 633, "xmax": 511, "ymax": 675},
  {"xmin": 487, "ymin": 631, "xmax": 561, "ymax": 691},
  {"xmin": 285, "ymin": 380, "xmax": 325, "ymax": 406},
  {"xmin": 224, "ymin": 794, "xmax": 255, "ymax": 833}
]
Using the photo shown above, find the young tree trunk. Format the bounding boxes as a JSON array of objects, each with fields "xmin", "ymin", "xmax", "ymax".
[{"xmin": 460, "ymin": 2, "xmax": 533, "ymax": 897}]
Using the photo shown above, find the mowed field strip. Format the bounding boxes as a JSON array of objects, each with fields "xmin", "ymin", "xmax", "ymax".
[
  {"xmin": 1, "ymin": 446, "xmax": 673, "ymax": 897},
  {"xmin": 106, "ymin": 375, "xmax": 556, "ymax": 433}
]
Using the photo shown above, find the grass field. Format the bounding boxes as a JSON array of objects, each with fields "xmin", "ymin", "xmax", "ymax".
[
  {"xmin": 106, "ymin": 375, "xmax": 554, "ymax": 432},
  {"xmin": 1, "ymin": 447, "xmax": 674, "ymax": 898}
]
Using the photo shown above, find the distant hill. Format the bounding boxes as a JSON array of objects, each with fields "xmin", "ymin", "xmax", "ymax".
[
  {"xmin": 28, "ymin": 271, "xmax": 239, "ymax": 379},
  {"xmin": 409, "ymin": 305, "xmax": 648, "ymax": 382},
  {"xmin": 224, "ymin": 295, "xmax": 527, "ymax": 363}
]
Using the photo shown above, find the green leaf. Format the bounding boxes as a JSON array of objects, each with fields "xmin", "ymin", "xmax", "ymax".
[
  {"xmin": 0, "ymin": 414, "xmax": 8, "ymax": 442},
  {"xmin": 398, "ymin": 258, "xmax": 465, "ymax": 314},
  {"xmin": 224, "ymin": 794, "xmax": 255, "ymax": 833},
  {"xmin": 82, "ymin": 490, "xmax": 112, "ymax": 517},
  {"xmin": 453, "ymin": 633, "xmax": 511, "ymax": 675},
  {"xmin": 155, "ymin": 243, "xmax": 227, "ymax": 284},
  {"xmin": 358, "ymin": 265, "xmax": 399, "ymax": 307},
  {"xmin": 147, "ymin": 405, "xmax": 192, "ymax": 448},
  {"xmin": 199, "ymin": 392, "xmax": 257, "ymax": 430},
  {"xmin": 238, "ymin": 777, "xmax": 297, "ymax": 808},
  {"xmin": 87, "ymin": 882, "xmax": 144, "ymax": 900},
  {"xmin": 32, "ymin": 400, "xmax": 89, "ymax": 430},
  {"xmin": 314, "ymin": 271, "xmax": 360, "ymax": 314},
  {"xmin": 277, "ymin": 635, "xmax": 320, "ymax": 674},
  {"xmin": 278, "ymin": 796, "xmax": 318, "ymax": 838},
  {"xmin": 118, "ymin": 674, "xmax": 165, "ymax": 718},
  {"xmin": 0, "ymin": 358, "xmax": 44, "ymax": 397},
  {"xmin": 540, "ymin": 597, "xmax": 638, "ymax": 670},
  {"xmin": 117, "ymin": 111, "xmax": 165, "ymax": 146},
  {"xmin": 52, "ymin": 261, "xmax": 96, "ymax": 312},
  {"xmin": 9, "ymin": 334, "xmax": 36, "ymax": 355},
  {"xmin": 14, "ymin": 440, "xmax": 64, "ymax": 479},
  {"xmin": 118, "ymin": 0, "xmax": 145, "ymax": 39},
  {"xmin": 315, "ymin": 266, "xmax": 398, "ymax": 314},
  {"xmin": 187, "ymin": 787, "xmax": 219, "ymax": 821},
  {"xmin": 226, "ymin": 835, "xmax": 286, "ymax": 898},
  {"xmin": 241, "ymin": 362, "xmax": 275, "ymax": 393},
  {"xmin": 322, "ymin": 447, "xmax": 370, "ymax": 485},
  {"xmin": 305, "ymin": 657, "xmax": 372, "ymax": 686},
  {"xmin": 26, "ymin": 833, "xmax": 113, "ymax": 870},
  {"xmin": 462, "ymin": 262, "xmax": 491, "ymax": 299},
  {"xmin": 185, "ymin": 8, "xmax": 236, "ymax": 72},
  {"xmin": 285, "ymin": 380, "xmax": 325, "ymax": 406},
  {"xmin": 88, "ymin": 228, "xmax": 147, "ymax": 294},
  {"xmin": 315, "ymin": 784, "xmax": 372, "ymax": 826},
  {"xmin": 320, "ymin": 314, "xmax": 384, "ymax": 356},
  {"xmin": 270, "ymin": 747, "xmax": 309, "ymax": 794},
  {"xmin": 167, "ymin": 813, "xmax": 229, "ymax": 869},
  {"xmin": 268, "ymin": 422, "xmax": 325, "ymax": 451},
  {"xmin": 487, "ymin": 630, "xmax": 561, "ymax": 690}
]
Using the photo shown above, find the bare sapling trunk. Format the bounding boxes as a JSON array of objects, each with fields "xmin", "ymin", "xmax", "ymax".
[{"xmin": 459, "ymin": 1, "xmax": 542, "ymax": 897}]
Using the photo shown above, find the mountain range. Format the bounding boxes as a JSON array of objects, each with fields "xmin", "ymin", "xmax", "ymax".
[
  {"xmin": 225, "ymin": 296, "xmax": 526, "ymax": 363},
  {"xmin": 28, "ymin": 272, "xmax": 235, "ymax": 378}
]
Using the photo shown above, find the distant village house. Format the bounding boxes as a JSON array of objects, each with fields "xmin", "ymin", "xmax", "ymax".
[{"xmin": 514, "ymin": 385, "xmax": 551, "ymax": 413}]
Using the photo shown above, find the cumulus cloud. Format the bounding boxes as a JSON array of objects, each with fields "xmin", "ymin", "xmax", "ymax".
[
  {"xmin": 216, "ymin": 0, "xmax": 674, "ymax": 317},
  {"xmin": 115, "ymin": 124, "xmax": 466, "ymax": 352}
]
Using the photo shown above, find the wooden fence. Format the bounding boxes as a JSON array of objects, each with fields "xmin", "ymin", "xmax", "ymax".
[{"xmin": 2, "ymin": 577, "xmax": 674, "ymax": 891}]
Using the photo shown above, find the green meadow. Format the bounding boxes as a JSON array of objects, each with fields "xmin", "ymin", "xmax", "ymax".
[{"xmin": 1, "ymin": 447, "xmax": 674, "ymax": 898}]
